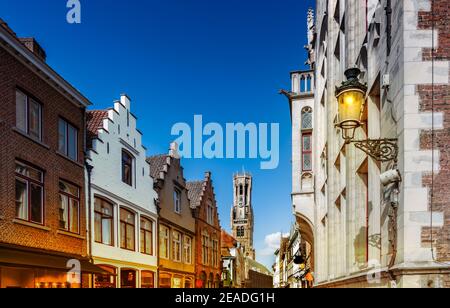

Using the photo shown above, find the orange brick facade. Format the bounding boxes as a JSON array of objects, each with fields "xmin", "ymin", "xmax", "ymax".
[
  {"xmin": 189, "ymin": 173, "xmax": 222, "ymax": 288},
  {"xmin": 0, "ymin": 46, "xmax": 87, "ymax": 257}
]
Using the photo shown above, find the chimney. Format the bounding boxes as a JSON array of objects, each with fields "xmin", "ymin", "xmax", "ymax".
[
  {"xmin": 19, "ymin": 38, "xmax": 47, "ymax": 62},
  {"xmin": 0, "ymin": 18, "xmax": 46, "ymax": 62}
]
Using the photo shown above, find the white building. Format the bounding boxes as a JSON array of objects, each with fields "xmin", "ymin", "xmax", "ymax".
[
  {"xmin": 86, "ymin": 94, "xmax": 159, "ymax": 288},
  {"xmin": 284, "ymin": 1, "xmax": 450, "ymax": 288}
]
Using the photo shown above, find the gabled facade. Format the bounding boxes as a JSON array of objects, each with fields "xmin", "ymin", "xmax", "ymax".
[
  {"xmin": 187, "ymin": 172, "xmax": 222, "ymax": 288},
  {"xmin": 86, "ymin": 94, "xmax": 159, "ymax": 288},
  {"xmin": 147, "ymin": 145, "xmax": 196, "ymax": 288}
]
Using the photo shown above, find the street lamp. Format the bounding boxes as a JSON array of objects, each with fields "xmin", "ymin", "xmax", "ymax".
[{"xmin": 335, "ymin": 68, "xmax": 398, "ymax": 162}]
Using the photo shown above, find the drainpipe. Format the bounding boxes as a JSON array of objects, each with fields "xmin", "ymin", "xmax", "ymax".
[
  {"xmin": 85, "ymin": 161, "xmax": 94, "ymax": 262},
  {"xmin": 155, "ymin": 197, "xmax": 161, "ymax": 288}
]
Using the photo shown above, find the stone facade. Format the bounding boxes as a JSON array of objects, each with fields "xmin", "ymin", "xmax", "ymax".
[
  {"xmin": 289, "ymin": 0, "xmax": 449, "ymax": 288},
  {"xmin": 86, "ymin": 95, "xmax": 159, "ymax": 288},
  {"xmin": 231, "ymin": 173, "xmax": 256, "ymax": 260}
]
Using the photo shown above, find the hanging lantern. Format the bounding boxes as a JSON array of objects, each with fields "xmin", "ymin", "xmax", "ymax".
[{"xmin": 335, "ymin": 68, "xmax": 367, "ymax": 143}]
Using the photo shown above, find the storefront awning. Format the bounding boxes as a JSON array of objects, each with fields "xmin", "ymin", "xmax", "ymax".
[{"xmin": 0, "ymin": 245, "xmax": 108, "ymax": 275}]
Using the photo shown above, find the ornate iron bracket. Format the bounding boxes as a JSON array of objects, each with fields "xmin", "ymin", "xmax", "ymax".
[{"xmin": 351, "ymin": 138, "xmax": 398, "ymax": 162}]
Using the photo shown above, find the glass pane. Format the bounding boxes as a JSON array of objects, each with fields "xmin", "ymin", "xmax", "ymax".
[
  {"xmin": 120, "ymin": 209, "xmax": 135, "ymax": 225},
  {"xmin": 70, "ymin": 199, "xmax": 79, "ymax": 233},
  {"xmin": 15, "ymin": 179, "xmax": 28, "ymax": 221},
  {"xmin": 28, "ymin": 99, "xmax": 41, "ymax": 140},
  {"xmin": 303, "ymin": 135, "xmax": 312, "ymax": 151},
  {"xmin": 141, "ymin": 271, "xmax": 154, "ymax": 288},
  {"xmin": 303, "ymin": 153, "xmax": 312, "ymax": 171},
  {"xmin": 302, "ymin": 111, "xmax": 312, "ymax": 129},
  {"xmin": 127, "ymin": 224, "xmax": 135, "ymax": 250},
  {"xmin": 102, "ymin": 218, "xmax": 113, "ymax": 245},
  {"xmin": 30, "ymin": 184, "xmax": 43, "ymax": 224},
  {"xmin": 94, "ymin": 213, "xmax": 102, "ymax": 242},
  {"xmin": 59, "ymin": 194, "xmax": 69, "ymax": 230},
  {"xmin": 59, "ymin": 181, "xmax": 79, "ymax": 197},
  {"xmin": 15, "ymin": 162, "xmax": 42, "ymax": 182},
  {"xmin": 67, "ymin": 124, "xmax": 78, "ymax": 160},
  {"xmin": 140, "ymin": 230, "xmax": 145, "ymax": 253},
  {"xmin": 120, "ymin": 223, "xmax": 126, "ymax": 248},
  {"xmin": 16, "ymin": 90, "xmax": 27, "ymax": 132},
  {"xmin": 58, "ymin": 119, "xmax": 67, "ymax": 154}
]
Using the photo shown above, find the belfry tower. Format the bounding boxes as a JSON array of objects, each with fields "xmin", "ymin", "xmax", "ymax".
[{"xmin": 231, "ymin": 173, "xmax": 255, "ymax": 260}]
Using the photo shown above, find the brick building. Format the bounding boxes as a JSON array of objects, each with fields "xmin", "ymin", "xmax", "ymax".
[
  {"xmin": 0, "ymin": 19, "xmax": 104, "ymax": 288},
  {"xmin": 147, "ymin": 144, "xmax": 196, "ymax": 288},
  {"xmin": 187, "ymin": 172, "xmax": 222, "ymax": 288}
]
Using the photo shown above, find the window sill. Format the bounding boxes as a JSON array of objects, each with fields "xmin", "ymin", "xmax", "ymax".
[
  {"xmin": 56, "ymin": 152, "xmax": 84, "ymax": 168},
  {"xmin": 56, "ymin": 230, "xmax": 85, "ymax": 240},
  {"xmin": 13, "ymin": 219, "xmax": 51, "ymax": 232},
  {"xmin": 12, "ymin": 127, "xmax": 50, "ymax": 150}
]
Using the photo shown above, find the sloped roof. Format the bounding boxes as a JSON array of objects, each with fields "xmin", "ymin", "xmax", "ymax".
[
  {"xmin": 146, "ymin": 155, "xmax": 169, "ymax": 180},
  {"xmin": 186, "ymin": 181, "xmax": 204, "ymax": 208},
  {"xmin": 221, "ymin": 230, "xmax": 237, "ymax": 249},
  {"xmin": 86, "ymin": 110, "xmax": 108, "ymax": 149},
  {"xmin": 246, "ymin": 258, "xmax": 273, "ymax": 276}
]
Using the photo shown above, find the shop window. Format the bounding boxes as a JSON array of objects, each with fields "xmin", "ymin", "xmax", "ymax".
[
  {"xmin": 120, "ymin": 269, "xmax": 136, "ymax": 288},
  {"xmin": 159, "ymin": 273, "xmax": 172, "ymax": 288},
  {"xmin": 94, "ymin": 265, "xmax": 117, "ymax": 288},
  {"xmin": 141, "ymin": 271, "xmax": 155, "ymax": 289}
]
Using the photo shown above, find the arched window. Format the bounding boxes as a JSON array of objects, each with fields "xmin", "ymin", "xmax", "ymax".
[
  {"xmin": 120, "ymin": 208, "xmax": 136, "ymax": 251},
  {"xmin": 140, "ymin": 217, "xmax": 153, "ymax": 255},
  {"xmin": 94, "ymin": 197, "xmax": 114, "ymax": 246},
  {"xmin": 301, "ymin": 107, "xmax": 313, "ymax": 130}
]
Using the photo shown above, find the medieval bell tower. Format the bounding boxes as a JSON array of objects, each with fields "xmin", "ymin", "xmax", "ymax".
[{"xmin": 231, "ymin": 173, "xmax": 255, "ymax": 260}]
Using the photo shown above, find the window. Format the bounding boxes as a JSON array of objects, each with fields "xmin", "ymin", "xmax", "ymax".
[
  {"xmin": 301, "ymin": 107, "xmax": 313, "ymax": 129},
  {"xmin": 16, "ymin": 90, "xmax": 42, "ymax": 141},
  {"xmin": 183, "ymin": 236, "xmax": 192, "ymax": 264},
  {"xmin": 302, "ymin": 133, "xmax": 312, "ymax": 171},
  {"xmin": 58, "ymin": 119, "xmax": 78, "ymax": 161},
  {"xmin": 172, "ymin": 231, "xmax": 182, "ymax": 262},
  {"xmin": 159, "ymin": 273, "xmax": 172, "ymax": 288},
  {"xmin": 184, "ymin": 278, "xmax": 192, "ymax": 289},
  {"xmin": 59, "ymin": 180, "xmax": 80, "ymax": 234},
  {"xmin": 174, "ymin": 189, "xmax": 181, "ymax": 213},
  {"xmin": 236, "ymin": 226, "xmax": 245, "ymax": 237},
  {"xmin": 94, "ymin": 198, "xmax": 114, "ymax": 246},
  {"xmin": 202, "ymin": 233, "xmax": 210, "ymax": 265},
  {"xmin": 141, "ymin": 271, "xmax": 155, "ymax": 289},
  {"xmin": 15, "ymin": 161, "xmax": 44, "ymax": 224},
  {"xmin": 140, "ymin": 217, "xmax": 153, "ymax": 255},
  {"xmin": 122, "ymin": 150, "xmax": 133, "ymax": 186},
  {"xmin": 94, "ymin": 265, "xmax": 117, "ymax": 289},
  {"xmin": 120, "ymin": 269, "xmax": 136, "ymax": 289},
  {"xmin": 207, "ymin": 200, "xmax": 214, "ymax": 225},
  {"xmin": 212, "ymin": 239, "xmax": 219, "ymax": 267},
  {"xmin": 160, "ymin": 225, "xmax": 170, "ymax": 259},
  {"xmin": 120, "ymin": 208, "xmax": 135, "ymax": 251}
]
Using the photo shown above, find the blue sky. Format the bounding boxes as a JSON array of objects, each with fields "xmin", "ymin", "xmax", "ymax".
[{"xmin": 1, "ymin": 0, "xmax": 314, "ymax": 268}]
